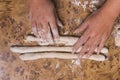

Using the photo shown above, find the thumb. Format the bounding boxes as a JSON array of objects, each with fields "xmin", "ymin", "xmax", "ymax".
[
  {"xmin": 74, "ymin": 22, "xmax": 88, "ymax": 34},
  {"xmin": 57, "ymin": 18, "xmax": 63, "ymax": 28}
]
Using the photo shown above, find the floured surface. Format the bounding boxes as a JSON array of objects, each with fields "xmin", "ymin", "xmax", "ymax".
[{"xmin": 0, "ymin": 0, "xmax": 120, "ymax": 80}]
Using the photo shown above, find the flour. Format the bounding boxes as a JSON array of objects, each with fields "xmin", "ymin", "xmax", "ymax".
[
  {"xmin": 71, "ymin": 0, "xmax": 88, "ymax": 11},
  {"xmin": 72, "ymin": 0, "xmax": 101, "ymax": 12},
  {"xmin": 115, "ymin": 24, "xmax": 120, "ymax": 47}
]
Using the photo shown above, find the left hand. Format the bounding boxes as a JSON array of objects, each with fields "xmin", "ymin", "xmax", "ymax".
[
  {"xmin": 72, "ymin": 9, "xmax": 114, "ymax": 58},
  {"xmin": 29, "ymin": 0, "xmax": 60, "ymax": 43}
]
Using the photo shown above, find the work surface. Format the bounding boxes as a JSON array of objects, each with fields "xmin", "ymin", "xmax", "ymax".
[{"xmin": 0, "ymin": 0, "xmax": 120, "ymax": 80}]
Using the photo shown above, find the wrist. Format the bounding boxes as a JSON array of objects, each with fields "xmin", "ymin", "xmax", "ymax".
[
  {"xmin": 28, "ymin": 0, "xmax": 49, "ymax": 4},
  {"xmin": 28, "ymin": 0, "xmax": 39, "ymax": 7},
  {"xmin": 100, "ymin": 0, "xmax": 120, "ymax": 21},
  {"xmin": 28, "ymin": 0, "xmax": 51, "ymax": 8}
]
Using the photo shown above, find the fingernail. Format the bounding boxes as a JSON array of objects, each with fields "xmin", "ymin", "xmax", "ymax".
[
  {"xmin": 54, "ymin": 38, "xmax": 59, "ymax": 43},
  {"xmin": 75, "ymin": 58, "xmax": 81, "ymax": 65},
  {"xmin": 57, "ymin": 20, "xmax": 64, "ymax": 28},
  {"xmin": 73, "ymin": 31, "xmax": 77, "ymax": 34},
  {"xmin": 72, "ymin": 50, "xmax": 75, "ymax": 54},
  {"xmin": 97, "ymin": 50, "xmax": 100, "ymax": 55},
  {"xmin": 86, "ymin": 54, "xmax": 90, "ymax": 58},
  {"xmin": 72, "ymin": 48, "xmax": 76, "ymax": 54},
  {"xmin": 35, "ymin": 34, "xmax": 40, "ymax": 39},
  {"xmin": 46, "ymin": 32, "xmax": 54, "ymax": 44},
  {"xmin": 97, "ymin": 52, "xmax": 100, "ymax": 55},
  {"xmin": 79, "ymin": 55, "xmax": 82, "ymax": 58},
  {"xmin": 52, "ymin": 28, "xmax": 60, "ymax": 42},
  {"xmin": 38, "ymin": 32, "xmax": 42, "ymax": 37},
  {"xmin": 54, "ymin": 35, "xmax": 60, "ymax": 43},
  {"xmin": 73, "ymin": 30, "xmax": 78, "ymax": 34},
  {"xmin": 48, "ymin": 40, "xmax": 54, "ymax": 44}
]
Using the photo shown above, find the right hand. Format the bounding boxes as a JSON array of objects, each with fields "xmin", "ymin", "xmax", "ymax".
[
  {"xmin": 72, "ymin": 9, "xmax": 114, "ymax": 58},
  {"xmin": 29, "ymin": 0, "xmax": 60, "ymax": 43}
]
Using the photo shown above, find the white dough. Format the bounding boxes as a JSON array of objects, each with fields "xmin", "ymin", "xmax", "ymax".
[
  {"xmin": 25, "ymin": 35, "xmax": 79, "ymax": 46},
  {"xmin": 20, "ymin": 52, "xmax": 106, "ymax": 61},
  {"xmin": 115, "ymin": 25, "xmax": 120, "ymax": 47},
  {"xmin": 10, "ymin": 46, "xmax": 108, "ymax": 54}
]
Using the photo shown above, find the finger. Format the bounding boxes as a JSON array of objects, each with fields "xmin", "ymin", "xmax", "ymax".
[
  {"xmin": 78, "ymin": 43, "xmax": 90, "ymax": 58},
  {"xmin": 29, "ymin": 13, "xmax": 39, "ymax": 37},
  {"xmin": 32, "ymin": 26, "xmax": 39, "ymax": 37},
  {"xmin": 36, "ymin": 22, "xmax": 47, "ymax": 41},
  {"xmin": 49, "ymin": 14, "xmax": 59, "ymax": 42},
  {"xmin": 79, "ymin": 35, "xmax": 100, "ymax": 58},
  {"xmin": 57, "ymin": 18, "xmax": 63, "ymax": 28},
  {"xmin": 45, "ymin": 25, "xmax": 54, "ymax": 44},
  {"xmin": 72, "ymin": 30, "xmax": 90, "ymax": 54},
  {"xmin": 55, "ymin": 11, "xmax": 63, "ymax": 28},
  {"xmin": 74, "ymin": 22, "xmax": 88, "ymax": 34},
  {"xmin": 31, "ymin": 21, "xmax": 39, "ymax": 38},
  {"xmin": 78, "ymin": 36, "xmax": 97, "ymax": 58},
  {"xmin": 42, "ymin": 22, "xmax": 54, "ymax": 43},
  {"xmin": 97, "ymin": 33, "xmax": 108, "ymax": 55},
  {"xmin": 86, "ymin": 40, "xmax": 98, "ymax": 58}
]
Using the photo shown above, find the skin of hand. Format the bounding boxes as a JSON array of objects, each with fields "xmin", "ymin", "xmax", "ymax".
[
  {"xmin": 28, "ymin": 0, "xmax": 59, "ymax": 43},
  {"xmin": 72, "ymin": 0, "xmax": 120, "ymax": 58}
]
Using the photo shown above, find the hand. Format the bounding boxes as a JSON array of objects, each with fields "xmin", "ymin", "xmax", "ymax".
[
  {"xmin": 29, "ymin": 0, "xmax": 60, "ymax": 43},
  {"xmin": 72, "ymin": 9, "xmax": 114, "ymax": 58}
]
